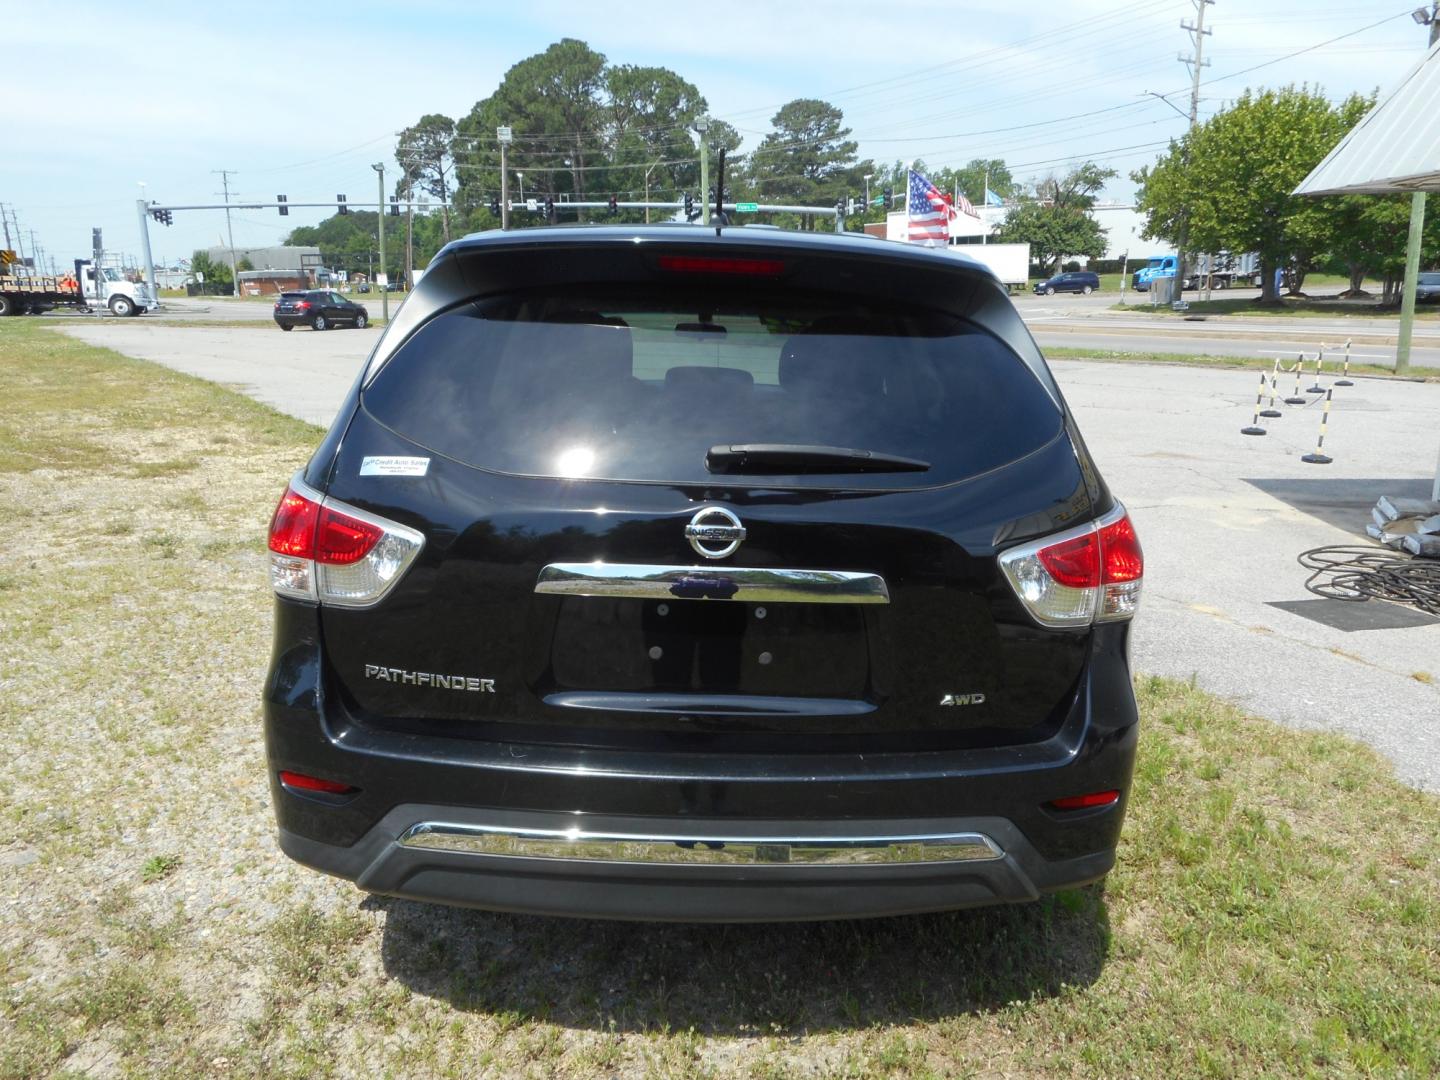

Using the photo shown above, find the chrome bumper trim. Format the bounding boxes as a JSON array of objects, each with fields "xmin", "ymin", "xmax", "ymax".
[
  {"xmin": 534, "ymin": 562, "xmax": 890, "ymax": 604},
  {"xmin": 396, "ymin": 822, "xmax": 1003, "ymax": 866}
]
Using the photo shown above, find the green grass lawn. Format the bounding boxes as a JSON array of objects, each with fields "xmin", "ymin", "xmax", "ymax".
[
  {"xmin": 1, "ymin": 320, "xmax": 1437, "ymax": 1078},
  {"xmin": 1113, "ymin": 296, "xmax": 1440, "ymax": 319},
  {"xmin": 1041, "ymin": 346, "xmax": 1440, "ymax": 381}
]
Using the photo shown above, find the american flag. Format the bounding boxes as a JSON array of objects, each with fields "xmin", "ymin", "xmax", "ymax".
[{"xmin": 907, "ymin": 170, "xmax": 951, "ymax": 244}]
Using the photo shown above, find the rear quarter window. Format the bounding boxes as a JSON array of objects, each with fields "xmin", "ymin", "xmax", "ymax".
[{"xmin": 361, "ymin": 286, "xmax": 1063, "ymax": 490}]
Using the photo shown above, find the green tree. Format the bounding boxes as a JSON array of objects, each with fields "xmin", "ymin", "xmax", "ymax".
[
  {"xmin": 748, "ymin": 99, "xmax": 872, "ymax": 229},
  {"xmin": 189, "ymin": 250, "xmax": 230, "ymax": 291},
  {"xmin": 285, "ymin": 211, "xmax": 411, "ymax": 282},
  {"xmin": 447, "ymin": 40, "xmax": 712, "ymax": 228},
  {"xmin": 996, "ymin": 162, "xmax": 1115, "ymax": 273},
  {"xmin": 998, "ymin": 201, "xmax": 1108, "ymax": 275},
  {"xmin": 1132, "ymin": 85, "xmax": 1354, "ymax": 303},
  {"xmin": 396, "ymin": 113, "xmax": 456, "ymax": 242},
  {"xmin": 1327, "ymin": 194, "xmax": 1440, "ymax": 303}
]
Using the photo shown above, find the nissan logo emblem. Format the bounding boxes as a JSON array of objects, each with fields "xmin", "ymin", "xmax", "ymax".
[{"xmin": 685, "ymin": 506, "xmax": 746, "ymax": 559}]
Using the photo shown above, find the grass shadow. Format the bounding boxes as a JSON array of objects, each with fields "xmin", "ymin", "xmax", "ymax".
[{"xmin": 369, "ymin": 886, "xmax": 1110, "ymax": 1035}]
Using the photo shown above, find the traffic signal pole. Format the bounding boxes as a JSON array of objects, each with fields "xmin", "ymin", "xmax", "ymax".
[
  {"xmin": 135, "ymin": 198, "xmax": 158, "ymax": 304},
  {"xmin": 373, "ymin": 164, "xmax": 388, "ymax": 323}
]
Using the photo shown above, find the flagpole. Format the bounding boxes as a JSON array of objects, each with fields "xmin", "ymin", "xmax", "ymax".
[{"xmin": 982, "ymin": 166, "xmax": 989, "ymax": 245}]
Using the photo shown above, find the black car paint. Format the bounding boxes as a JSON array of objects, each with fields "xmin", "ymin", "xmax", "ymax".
[
  {"xmin": 265, "ymin": 226, "xmax": 1138, "ymax": 920},
  {"xmin": 273, "ymin": 289, "xmax": 369, "ymax": 330},
  {"xmin": 1033, "ymin": 271, "xmax": 1100, "ymax": 295}
]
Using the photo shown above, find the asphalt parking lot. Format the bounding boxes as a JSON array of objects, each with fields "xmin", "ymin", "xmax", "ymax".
[{"xmin": 59, "ymin": 320, "xmax": 1440, "ymax": 789}]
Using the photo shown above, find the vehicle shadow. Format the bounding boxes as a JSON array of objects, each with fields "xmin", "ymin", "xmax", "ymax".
[{"xmin": 367, "ymin": 887, "xmax": 1111, "ymax": 1034}]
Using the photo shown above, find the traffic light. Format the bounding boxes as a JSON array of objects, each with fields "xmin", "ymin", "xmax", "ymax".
[
  {"xmin": 883, "ymin": 187, "xmax": 893, "ymax": 207},
  {"xmin": 389, "ymin": 196, "xmax": 400, "ymax": 217},
  {"xmin": 683, "ymin": 192, "xmax": 695, "ymax": 221},
  {"xmin": 149, "ymin": 207, "xmax": 172, "ymax": 226},
  {"xmin": 277, "ymin": 194, "xmax": 288, "ymax": 216},
  {"xmin": 337, "ymin": 194, "xmax": 348, "ymax": 215},
  {"xmin": 835, "ymin": 198, "xmax": 845, "ymax": 214},
  {"xmin": 608, "ymin": 194, "xmax": 618, "ymax": 216},
  {"xmin": 489, "ymin": 195, "xmax": 501, "ymax": 216},
  {"xmin": 544, "ymin": 196, "xmax": 555, "ymax": 224}
]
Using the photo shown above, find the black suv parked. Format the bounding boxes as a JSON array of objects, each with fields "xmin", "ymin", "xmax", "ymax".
[
  {"xmin": 1033, "ymin": 271, "xmax": 1100, "ymax": 296},
  {"xmin": 274, "ymin": 290, "xmax": 370, "ymax": 331},
  {"xmin": 264, "ymin": 227, "xmax": 1143, "ymax": 921}
]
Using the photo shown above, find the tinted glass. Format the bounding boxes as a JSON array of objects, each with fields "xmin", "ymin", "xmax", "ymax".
[
  {"xmin": 362, "ymin": 286, "xmax": 1063, "ymax": 490},
  {"xmin": 1420, "ymin": 273, "xmax": 1440, "ymax": 285}
]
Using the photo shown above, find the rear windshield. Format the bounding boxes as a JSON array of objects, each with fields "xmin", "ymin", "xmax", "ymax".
[
  {"xmin": 279, "ymin": 292, "xmax": 307, "ymax": 299},
  {"xmin": 361, "ymin": 286, "xmax": 1062, "ymax": 489}
]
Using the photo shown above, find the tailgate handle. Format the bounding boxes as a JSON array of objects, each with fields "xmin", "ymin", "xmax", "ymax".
[{"xmin": 534, "ymin": 563, "xmax": 890, "ymax": 604}]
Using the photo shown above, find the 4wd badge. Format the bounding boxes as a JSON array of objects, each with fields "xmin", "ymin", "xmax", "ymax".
[{"xmin": 939, "ymin": 693, "xmax": 985, "ymax": 706}]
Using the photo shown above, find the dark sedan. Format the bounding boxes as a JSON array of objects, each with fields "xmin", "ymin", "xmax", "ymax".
[
  {"xmin": 1033, "ymin": 271, "xmax": 1100, "ymax": 296},
  {"xmin": 274, "ymin": 290, "xmax": 370, "ymax": 331}
]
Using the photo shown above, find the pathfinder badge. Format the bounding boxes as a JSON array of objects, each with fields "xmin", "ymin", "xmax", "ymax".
[{"xmin": 365, "ymin": 665, "xmax": 495, "ymax": 692}]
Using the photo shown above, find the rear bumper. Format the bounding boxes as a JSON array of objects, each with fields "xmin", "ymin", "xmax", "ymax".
[
  {"xmin": 265, "ymin": 603, "xmax": 1138, "ymax": 920},
  {"xmin": 278, "ymin": 805, "xmax": 1115, "ymax": 922}
]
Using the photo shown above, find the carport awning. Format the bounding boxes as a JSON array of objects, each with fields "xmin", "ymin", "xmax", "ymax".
[{"xmin": 1294, "ymin": 39, "xmax": 1440, "ymax": 196}]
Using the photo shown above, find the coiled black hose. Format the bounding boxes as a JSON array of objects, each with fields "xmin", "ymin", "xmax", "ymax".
[{"xmin": 1297, "ymin": 545, "xmax": 1440, "ymax": 615}]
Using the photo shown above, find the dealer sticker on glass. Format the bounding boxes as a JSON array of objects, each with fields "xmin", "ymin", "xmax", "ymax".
[{"xmin": 360, "ymin": 456, "xmax": 430, "ymax": 477}]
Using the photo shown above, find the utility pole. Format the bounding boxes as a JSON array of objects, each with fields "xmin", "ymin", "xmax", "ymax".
[
  {"xmin": 373, "ymin": 163, "xmax": 388, "ymax": 323},
  {"xmin": 1174, "ymin": 0, "xmax": 1213, "ymax": 303},
  {"xmin": 0, "ymin": 204, "xmax": 11, "ymax": 253},
  {"xmin": 213, "ymin": 170, "xmax": 240, "ymax": 298},
  {"xmin": 497, "ymin": 126, "xmax": 513, "ymax": 230},
  {"xmin": 696, "ymin": 115, "xmax": 711, "ymax": 226},
  {"xmin": 8, "ymin": 207, "xmax": 26, "ymax": 269}
]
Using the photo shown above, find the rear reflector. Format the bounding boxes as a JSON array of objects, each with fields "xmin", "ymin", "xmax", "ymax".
[
  {"xmin": 267, "ymin": 474, "xmax": 425, "ymax": 607},
  {"xmin": 1050, "ymin": 790, "xmax": 1120, "ymax": 811},
  {"xmin": 998, "ymin": 504, "xmax": 1144, "ymax": 628},
  {"xmin": 279, "ymin": 770, "xmax": 356, "ymax": 795},
  {"xmin": 658, "ymin": 255, "xmax": 785, "ymax": 276}
]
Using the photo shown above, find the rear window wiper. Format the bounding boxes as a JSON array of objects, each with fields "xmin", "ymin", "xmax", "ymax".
[{"xmin": 705, "ymin": 444, "xmax": 931, "ymax": 474}]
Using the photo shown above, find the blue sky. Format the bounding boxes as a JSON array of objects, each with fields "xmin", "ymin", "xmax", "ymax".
[{"xmin": 3, "ymin": 0, "xmax": 1429, "ymax": 268}]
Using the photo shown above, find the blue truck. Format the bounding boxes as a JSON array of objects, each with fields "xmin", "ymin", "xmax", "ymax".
[{"xmin": 1131, "ymin": 253, "xmax": 1262, "ymax": 292}]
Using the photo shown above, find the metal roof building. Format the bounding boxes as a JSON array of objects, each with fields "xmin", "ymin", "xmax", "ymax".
[
  {"xmin": 1294, "ymin": 39, "xmax": 1440, "ymax": 196},
  {"xmin": 1294, "ymin": 37, "xmax": 1440, "ymax": 500}
]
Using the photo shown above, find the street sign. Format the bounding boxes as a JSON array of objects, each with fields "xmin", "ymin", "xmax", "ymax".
[
  {"xmin": 376, "ymin": 273, "xmax": 389, "ymax": 288},
  {"xmin": 525, "ymin": 199, "xmax": 538, "ymax": 211},
  {"xmin": 735, "ymin": 202, "xmax": 759, "ymax": 212},
  {"xmin": 496, "ymin": 126, "xmax": 513, "ymax": 144}
]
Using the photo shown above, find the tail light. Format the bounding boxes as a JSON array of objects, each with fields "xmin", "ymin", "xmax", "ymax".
[
  {"xmin": 267, "ymin": 474, "xmax": 424, "ymax": 607},
  {"xmin": 295, "ymin": 300, "xmax": 310, "ymax": 311},
  {"xmin": 998, "ymin": 504, "xmax": 1143, "ymax": 628}
]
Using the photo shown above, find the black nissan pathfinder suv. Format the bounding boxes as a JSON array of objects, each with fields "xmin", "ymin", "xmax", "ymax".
[{"xmin": 264, "ymin": 225, "xmax": 1143, "ymax": 922}]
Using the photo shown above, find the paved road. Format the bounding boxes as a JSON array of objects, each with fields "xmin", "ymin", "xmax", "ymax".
[
  {"xmin": 55, "ymin": 321, "xmax": 1440, "ymax": 790},
  {"xmin": 1030, "ymin": 328, "xmax": 1440, "ymax": 369}
]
